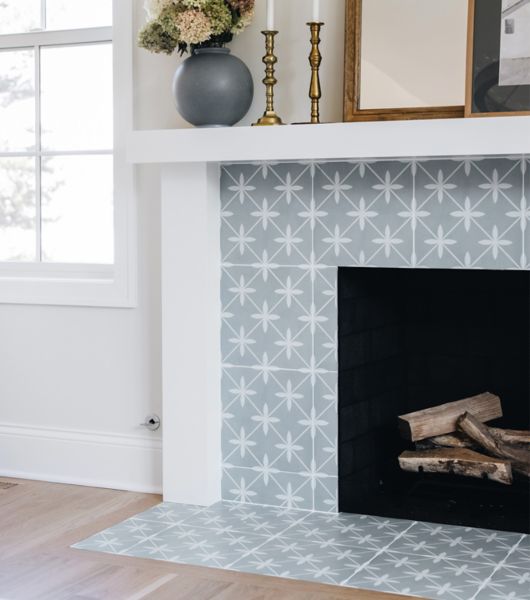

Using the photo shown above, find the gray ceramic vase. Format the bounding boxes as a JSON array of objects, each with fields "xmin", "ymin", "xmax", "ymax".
[{"xmin": 172, "ymin": 47, "xmax": 254, "ymax": 128}]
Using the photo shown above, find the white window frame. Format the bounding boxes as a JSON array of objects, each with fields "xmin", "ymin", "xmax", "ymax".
[{"xmin": 0, "ymin": 1, "xmax": 136, "ymax": 308}]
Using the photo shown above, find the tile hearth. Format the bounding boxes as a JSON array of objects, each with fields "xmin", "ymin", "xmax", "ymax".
[{"xmin": 74, "ymin": 501, "xmax": 530, "ymax": 599}]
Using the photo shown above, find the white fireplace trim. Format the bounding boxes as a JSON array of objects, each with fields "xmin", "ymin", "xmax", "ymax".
[
  {"xmin": 128, "ymin": 117, "xmax": 530, "ymax": 165},
  {"xmin": 161, "ymin": 163, "xmax": 222, "ymax": 505},
  {"xmin": 136, "ymin": 120, "xmax": 530, "ymax": 505}
]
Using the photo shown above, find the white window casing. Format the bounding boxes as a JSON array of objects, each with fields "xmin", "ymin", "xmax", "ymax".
[{"xmin": 0, "ymin": 1, "xmax": 136, "ymax": 307}]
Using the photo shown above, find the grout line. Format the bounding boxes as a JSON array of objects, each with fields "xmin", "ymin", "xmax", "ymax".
[
  {"xmin": 221, "ymin": 468, "xmax": 338, "ymax": 480},
  {"xmin": 340, "ymin": 520, "xmax": 418, "ymax": 586},
  {"xmin": 310, "ymin": 163, "xmax": 316, "ymax": 513},
  {"xmin": 522, "ymin": 156, "xmax": 527, "ymax": 268},
  {"xmin": 221, "ymin": 365, "xmax": 336, "ymax": 375},
  {"xmin": 220, "ymin": 497, "xmax": 334, "ymax": 515},
  {"xmin": 468, "ymin": 534, "xmax": 526, "ymax": 600},
  {"xmin": 221, "ymin": 156, "xmax": 529, "ymax": 169}
]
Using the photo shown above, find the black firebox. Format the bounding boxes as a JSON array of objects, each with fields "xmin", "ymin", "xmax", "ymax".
[{"xmin": 338, "ymin": 267, "xmax": 530, "ymax": 533}]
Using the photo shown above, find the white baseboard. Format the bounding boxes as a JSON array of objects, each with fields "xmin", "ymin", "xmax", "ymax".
[{"xmin": 0, "ymin": 422, "xmax": 162, "ymax": 494}]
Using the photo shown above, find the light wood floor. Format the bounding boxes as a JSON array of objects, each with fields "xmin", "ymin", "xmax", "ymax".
[{"xmin": 0, "ymin": 478, "xmax": 423, "ymax": 600}]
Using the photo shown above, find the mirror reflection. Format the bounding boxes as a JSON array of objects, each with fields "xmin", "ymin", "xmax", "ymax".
[{"xmin": 359, "ymin": 0, "xmax": 468, "ymax": 110}]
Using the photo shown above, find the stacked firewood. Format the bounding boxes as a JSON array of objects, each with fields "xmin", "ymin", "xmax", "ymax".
[{"xmin": 398, "ymin": 392, "xmax": 530, "ymax": 485}]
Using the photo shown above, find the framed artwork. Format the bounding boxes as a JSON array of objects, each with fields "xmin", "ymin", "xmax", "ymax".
[
  {"xmin": 343, "ymin": 0, "xmax": 468, "ymax": 122},
  {"xmin": 466, "ymin": 0, "xmax": 530, "ymax": 117}
]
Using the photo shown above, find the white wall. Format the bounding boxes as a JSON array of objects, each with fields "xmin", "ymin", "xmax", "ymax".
[
  {"xmin": 0, "ymin": 165, "xmax": 163, "ymax": 492},
  {"xmin": 0, "ymin": 0, "xmax": 346, "ymax": 493}
]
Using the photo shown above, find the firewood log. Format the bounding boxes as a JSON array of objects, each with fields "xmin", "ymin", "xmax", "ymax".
[
  {"xmin": 399, "ymin": 448, "xmax": 513, "ymax": 485},
  {"xmin": 418, "ymin": 429, "xmax": 530, "ymax": 451},
  {"xmin": 491, "ymin": 428, "xmax": 530, "ymax": 448},
  {"xmin": 416, "ymin": 432, "xmax": 476, "ymax": 450},
  {"xmin": 457, "ymin": 412, "xmax": 530, "ymax": 478},
  {"xmin": 398, "ymin": 393, "xmax": 502, "ymax": 442}
]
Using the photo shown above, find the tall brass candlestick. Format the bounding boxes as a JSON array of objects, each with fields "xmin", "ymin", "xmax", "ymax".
[
  {"xmin": 308, "ymin": 22, "xmax": 323, "ymax": 124},
  {"xmin": 253, "ymin": 31, "xmax": 284, "ymax": 126}
]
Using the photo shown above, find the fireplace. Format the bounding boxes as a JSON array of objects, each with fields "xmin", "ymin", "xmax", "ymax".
[
  {"xmin": 338, "ymin": 267, "xmax": 530, "ymax": 533},
  {"xmin": 219, "ymin": 157, "xmax": 530, "ymax": 516}
]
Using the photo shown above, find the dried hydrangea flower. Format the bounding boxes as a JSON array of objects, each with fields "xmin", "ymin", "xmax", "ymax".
[
  {"xmin": 158, "ymin": 4, "xmax": 181, "ymax": 38},
  {"xmin": 138, "ymin": 20, "xmax": 178, "ymax": 54},
  {"xmin": 176, "ymin": 9, "xmax": 213, "ymax": 45},
  {"xmin": 204, "ymin": 0, "xmax": 233, "ymax": 35},
  {"xmin": 138, "ymin": 0, "xmax": 254, "ymax": 54}
]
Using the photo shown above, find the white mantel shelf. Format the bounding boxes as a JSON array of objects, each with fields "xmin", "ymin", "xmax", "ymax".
[{"xmin": 128, "ymin": 116, "xmax": 530, "ymax": 165}]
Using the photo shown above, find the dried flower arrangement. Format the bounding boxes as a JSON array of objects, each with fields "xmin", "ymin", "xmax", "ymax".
[{"xmin": 139, "ymin": 0, "xmax": 255, "ymax": 55}]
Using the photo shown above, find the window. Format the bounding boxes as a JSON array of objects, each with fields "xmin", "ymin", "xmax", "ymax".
[{"xmin": 0, "ymin": 1, "xmax": 135, "ymax": 307}]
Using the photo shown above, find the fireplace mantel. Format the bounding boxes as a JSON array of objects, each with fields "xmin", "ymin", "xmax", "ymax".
[
  {"xmin": 130, "ymin": 117, "xmax": 530, "ymax": 508},
  {"xmin": 128, "ymin": 116, "xmax": 530, "ymax": 165}
]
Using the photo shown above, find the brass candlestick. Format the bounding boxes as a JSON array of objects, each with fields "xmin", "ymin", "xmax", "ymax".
[
  {"xmin": 253, "ymin": 31, "xmax": 284, "ymax": 126},
  {"xmin": 308, "ymin": 22, "xmax": 323, "ymax": 124}
]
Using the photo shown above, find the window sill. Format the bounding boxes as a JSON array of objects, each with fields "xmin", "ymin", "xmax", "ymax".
[{"xmin": 0, "ymin": 264, "xmax": 136, "ymax": 308}]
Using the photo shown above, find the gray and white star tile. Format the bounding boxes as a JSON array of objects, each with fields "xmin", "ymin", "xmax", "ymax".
[
  {"xmin": 229, "ymin": 536, "xmax": 376, "ymax": 586},
  {"xmin": 474, "ymin": 564, "xmax": 530, "ymax": 600},
  {"xmin": 345, "ymin": 553, "xmax": 496, "ymax": 600},
  {"xmin": 220, "ymin": 156, "xmax": 528, "ymax": 512},
  {"xmin": 392, "ymin": 523, "xmax": 524, "ymax": 566},
  {"xmin": 133, "ymin": 501, "xmax": 205, "ymax": 525},
  {"xmin": 74, "ymin": 501, "xmax": 530, "ymax": 600}
]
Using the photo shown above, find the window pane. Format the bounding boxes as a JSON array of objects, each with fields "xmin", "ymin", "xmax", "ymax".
[
  {"xmin": 0, "ymin": 157, "xmax": 36, "ymax": 261},
  {"xmin": 41, "ymin": 43, "xmax": 113, "ymax": 151},
  {"xmin": 0, "ymin": 50, "xmax": 35, "ymax": 152},
  {"xmin": 0, "ymin": 0, "xmax": 41, "ymax": 34},
  {"xmin": 41, "ymin": 155, "xmax": 113, "ymax": 264},
  {"xmin": 45, "ymin": 0, "xmax": 112, "ymax": 30}
]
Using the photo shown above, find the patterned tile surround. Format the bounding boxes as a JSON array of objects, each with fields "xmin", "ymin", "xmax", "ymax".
[
  {"xmin": 220, "ymin": 157, "xmax": 530, "ymax": 512},
  {"xmin": 74, "ymin": 501, "xmax": 530, "ymax": 599}
]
